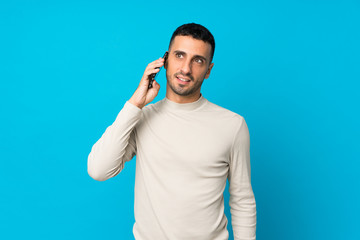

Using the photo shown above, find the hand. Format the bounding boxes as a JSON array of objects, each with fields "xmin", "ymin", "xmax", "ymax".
[{"xmin": 129, "ymin": 57, "xmax": 165, "ymax": 109}]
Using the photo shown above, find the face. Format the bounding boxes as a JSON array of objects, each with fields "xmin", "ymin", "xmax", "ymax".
[{"xmin": 165, "ymin": 35, "xmax": 214, "ymax": 99}]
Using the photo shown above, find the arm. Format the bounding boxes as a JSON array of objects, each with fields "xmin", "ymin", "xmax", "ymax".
[
  {"xmin": 87, "ymin": 101, "xmax": 141, "ymax": 181},
  {"xmin": 228, "ymin": 117, "xmax": 257, "ymax": 240},
  {"xmin": 87, "ymin": 56, "xmax": 165, "ymax": 181}
]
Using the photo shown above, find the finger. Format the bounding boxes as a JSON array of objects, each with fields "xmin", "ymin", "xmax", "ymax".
[
  {"xmin": 148, "ymin": 79, "xmax": 160, "ymax": 94},
  {"xmin": 153, "ymin": 79, "xmax": 160, "ymax": 90},
  {"xmin": 144, "ymin": 67, "xmax": 161, "ymax": 77},
  {"xmin": 147, "ymin": 60, "xmax": 164, "ymax": 70},
  {"xmin": 148, "ymin": 57, "xmax": 165, "ymax": 66},
  {"xmin": 139, "ymin": 68, "xmax": 161, "ymax": 86}
]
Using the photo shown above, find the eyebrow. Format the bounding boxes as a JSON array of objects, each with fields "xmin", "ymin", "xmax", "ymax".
[{"xmin": 173, "ymin": 50, "xmax": 207, "ymax": 63}]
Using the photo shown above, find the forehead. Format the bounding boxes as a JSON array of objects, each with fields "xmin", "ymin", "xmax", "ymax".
[{"xmin": 170, "ymin": 35, "xmax": 212, "ymax": 59}]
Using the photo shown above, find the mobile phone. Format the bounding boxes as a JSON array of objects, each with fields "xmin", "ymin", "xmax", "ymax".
[{"xmin": 148, "ymin": 51, "xmax": 168, "ymax": 89}]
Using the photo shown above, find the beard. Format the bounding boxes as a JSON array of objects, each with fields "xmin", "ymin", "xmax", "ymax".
[{"xmin": 166, "ymin": 71, "xmax": 206, "ymax": 96}]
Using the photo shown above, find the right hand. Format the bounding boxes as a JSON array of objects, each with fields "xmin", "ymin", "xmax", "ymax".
[{"xmin": 129, "ymin": 57, "xmax": 165, "ymax": 109}]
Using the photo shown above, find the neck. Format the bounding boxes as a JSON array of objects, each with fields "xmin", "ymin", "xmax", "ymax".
[
  {"xmin": 162, "ymin": 93, "xmax": 206, "ymax": 112},
  {"xmin": 165, "ymin": 87, "xmax": 201, "ymax": 104}
]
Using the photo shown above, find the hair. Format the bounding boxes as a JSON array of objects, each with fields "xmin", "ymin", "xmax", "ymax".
[{"xmin": 168, "ymin": 23, "xmax": 215, "ymax": 63}]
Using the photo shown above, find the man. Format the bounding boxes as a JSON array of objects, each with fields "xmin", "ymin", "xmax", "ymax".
[{"xmin": 87, "ymin": 23, "xmax": 257, "ymax": 240}]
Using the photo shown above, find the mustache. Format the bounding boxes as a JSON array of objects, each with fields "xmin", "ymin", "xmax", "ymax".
[{"xmin": 175, "ymin": 72, "xmax": 193, "ymax": 81}]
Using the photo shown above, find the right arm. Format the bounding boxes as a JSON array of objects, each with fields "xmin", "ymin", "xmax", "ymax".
[
  {"xmin": 87, "ymin": 102, "xmax": 141, "ymax": 181},
  {"xmin": 87, "ymin": 57, "xmax": 165, "ymax": 181}
]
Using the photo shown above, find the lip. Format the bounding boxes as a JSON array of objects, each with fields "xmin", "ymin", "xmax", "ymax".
[
  {"xmin": 176, "ymin": 76, "xmax": 191, "ymax": 84},
  {"xmin": 176, "ymin": 75, "xmax": 192, "ymax": 83}
]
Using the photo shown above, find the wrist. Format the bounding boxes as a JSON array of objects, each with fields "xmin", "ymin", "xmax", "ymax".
[{"xmin": 128, "ymin": 98, "xmax": 144, "ymax": 109}]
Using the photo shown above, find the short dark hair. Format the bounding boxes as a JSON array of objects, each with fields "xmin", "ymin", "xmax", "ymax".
[{"xmin": 168, "ymin": 23, "xmax": 215, "ymax": 63}]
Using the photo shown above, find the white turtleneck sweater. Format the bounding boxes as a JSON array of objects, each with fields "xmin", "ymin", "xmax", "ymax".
[{"xmin": 87, "ymin": 95, "xmax": 257, "ymax": 240}]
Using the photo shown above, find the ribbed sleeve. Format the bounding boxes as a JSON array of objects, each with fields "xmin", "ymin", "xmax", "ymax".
[
  {"xmin": 228, "ymin": 117, "xmax": 257, "ymax": 239},
  {"xmin": 87, "ymin": 101, "xmax": 142, "ymax": 181}
]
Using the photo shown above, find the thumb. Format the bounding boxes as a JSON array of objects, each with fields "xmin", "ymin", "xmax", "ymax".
[
  {"xmin": 152, "ymin": 79, "xmax": 161, "ymax": 91},
  {"xmin": 146, "ymin": 80, "xmax": 160, "ymax": 101}
]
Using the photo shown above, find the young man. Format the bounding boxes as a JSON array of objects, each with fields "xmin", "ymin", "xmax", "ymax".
[{"xmin": 88, "ymin": 23, "xmax": 257, "ymax": 240}]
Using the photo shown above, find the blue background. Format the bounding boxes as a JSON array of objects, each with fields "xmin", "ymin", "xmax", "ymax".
[{"xmin": 1, "ymin": 0, "xmax": 359, "ymax": 239}]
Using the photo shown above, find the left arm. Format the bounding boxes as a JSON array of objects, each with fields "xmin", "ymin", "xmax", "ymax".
[{"xmin": 228, "ymin": 117, "xmax": 257, "ymax": 240}]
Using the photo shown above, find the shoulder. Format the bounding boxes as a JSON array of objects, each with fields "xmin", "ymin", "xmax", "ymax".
[
  {"xmin": 138, "ymin": 99, "xmax": 166, "ymax": 121},
  {"xmin": 142, "ymin": 99, "xmax": 164, "ymax": 112},
  {"xmin": 204, "ymin": 100, "xmax": 251, "ymax": 144},
  {"xmin": 203, "ymin": 99, "xmax": 245, "ymax": 125}
]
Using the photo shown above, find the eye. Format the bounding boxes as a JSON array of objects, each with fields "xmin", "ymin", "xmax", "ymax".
[
  {"xmin": 194, "ymin": 58, "xmax": 204, "ymax": 64},
  {"xmin": 175, "ymin": 52, "xmax": 183, "ymax": 58}
]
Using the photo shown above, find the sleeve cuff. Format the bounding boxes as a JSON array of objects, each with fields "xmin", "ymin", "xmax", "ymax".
[{"xmin": 124, "ymin": 101, "xmax": 143, "ymax": 113}]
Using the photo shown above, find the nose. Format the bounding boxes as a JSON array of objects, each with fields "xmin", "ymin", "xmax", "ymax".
[{"xmin": 180, "ymin": 58, "xmax": 192, "ymax": 75}]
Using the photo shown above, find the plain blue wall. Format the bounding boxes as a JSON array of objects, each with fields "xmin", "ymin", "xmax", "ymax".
[{"xmin": 1, "ymin": 0, "xmax": 359, "ymax": 239}]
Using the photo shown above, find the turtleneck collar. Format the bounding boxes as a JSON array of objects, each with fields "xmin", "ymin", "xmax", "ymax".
[{"xmin": 160, "ymin": 94, "xmax": 208, "ymax": 112}]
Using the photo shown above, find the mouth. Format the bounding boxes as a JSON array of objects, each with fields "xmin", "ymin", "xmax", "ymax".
[{"xmin": 176, "ymin": 76, "xmax": 191, "ymax": 83}]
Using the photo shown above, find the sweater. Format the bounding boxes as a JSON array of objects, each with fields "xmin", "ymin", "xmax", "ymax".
[{"xmin": 87, "ymin": 95, "xmax": 257, "ymax": 240}]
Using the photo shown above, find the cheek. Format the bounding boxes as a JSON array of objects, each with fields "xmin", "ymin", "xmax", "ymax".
[
  {"xmin": 166, "ymin": 61, "xmax": 175, "ymax": 72},
  {"xmin": 169, "ymin": 64, "xmax": 183, "ymax": 76},
  {"xmin": 194, "ymin": 68, "xmax": 208, "ymax": 79}
]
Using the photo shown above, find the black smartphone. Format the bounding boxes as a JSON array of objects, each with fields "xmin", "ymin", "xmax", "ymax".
[{"xmin": 148, "ymin": 51, "xmax": 168, "ymax": 89}]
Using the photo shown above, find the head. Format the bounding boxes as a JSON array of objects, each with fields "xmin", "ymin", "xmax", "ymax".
[{"xmin": 164, "ymin": 23, "xmax": 215, "ymax": 102}]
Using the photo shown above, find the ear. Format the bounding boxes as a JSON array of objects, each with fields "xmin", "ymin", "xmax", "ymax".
[
  {"xmin": 204, "ymin": 62, "xmax": 214, "ymax": 79},
  {"xmin": 164, "ymin": 51, "xmax": 169, "ymax": 70}
]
